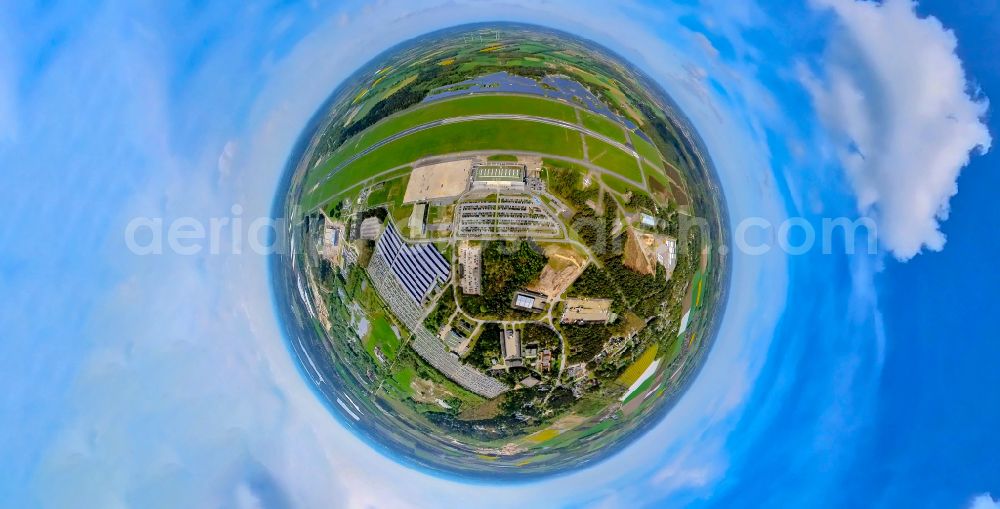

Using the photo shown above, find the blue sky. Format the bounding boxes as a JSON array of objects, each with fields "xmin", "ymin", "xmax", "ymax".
[{"xmin": 0, "ymin": 1, "xmax": 997, "ymax": 508}]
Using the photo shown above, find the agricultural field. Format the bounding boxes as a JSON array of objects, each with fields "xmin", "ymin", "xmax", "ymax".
[{"xmin": 617, "ymin": 345, "xmax": 659, "ymax": 386}]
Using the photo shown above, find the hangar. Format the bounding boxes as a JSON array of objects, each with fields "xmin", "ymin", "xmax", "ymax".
[{"xmin": 471, "ymin": 161, "xmax": 526, "ymax": 191}]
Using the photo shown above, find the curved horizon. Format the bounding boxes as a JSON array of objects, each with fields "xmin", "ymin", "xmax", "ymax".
[{"xmin": 1, "ymin": 2, "xmax": 997, "ymax": 508}]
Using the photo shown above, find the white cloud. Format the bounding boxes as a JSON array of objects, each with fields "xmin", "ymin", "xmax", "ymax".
[
  {"xmin": 804, "ymin": 0, "xmax": 991, "ymax": 260},
  {"xmin": 971, "ymin": 493, "xmax": 1000, "ymax": 509}
]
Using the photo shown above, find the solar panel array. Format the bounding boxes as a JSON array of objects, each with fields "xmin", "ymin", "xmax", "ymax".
[{"xmin": 375, "ymin": 222, "xmax": 450, "ymax": 304}]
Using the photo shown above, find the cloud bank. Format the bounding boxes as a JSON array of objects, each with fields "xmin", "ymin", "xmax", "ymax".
[
  {"xmin": 804, "ymin": 0, "xmax": 991, "ymax": 260},
  {"xmin": 971, "ymin": 493, "xmax": 1000, "ymax": 509}
]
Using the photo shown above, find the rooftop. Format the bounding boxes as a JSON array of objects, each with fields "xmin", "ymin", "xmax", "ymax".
[
  {"xmin": 473, "ymin": 161, "xmax": 526, "ymax": 182},
  {"xmin": 501, "ymin": 329, "xmax": 522, "ymax": 363},
  {"xmin": 408, "ymin": 202, "xmax": 428, "ymax": 236},
  {"xmin": 511, "ymin": 290, "xmax": 547, "ymax": 312}
]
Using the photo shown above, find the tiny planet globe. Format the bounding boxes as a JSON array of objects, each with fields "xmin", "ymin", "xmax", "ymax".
[{"xmin": 271, "ymin": 22, "xmax": 730, "ymax": 479}]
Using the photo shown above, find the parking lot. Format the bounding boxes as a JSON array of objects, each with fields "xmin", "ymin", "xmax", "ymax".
[{"xmin": 456, "ymin": 196, "xmax": 561, "ymax": 238}]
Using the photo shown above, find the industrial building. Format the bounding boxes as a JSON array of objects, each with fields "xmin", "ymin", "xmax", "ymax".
[
  {"xmin": 655, "ymin": 237, "xmax": 678, "ymax": 275},
  {"xmin": 408, "ymin": 202, "xmax": 428, "ymax": 237},
  {"xmin": 374, "ymin": 222, "xmax": 450, "ymax": 305},
  {"xmin": 325, "ymin": 225, "xmax": 340, "ymax": 247},
  {"xmin": 471, "ymin": 161, "xmax": 526, "ymax": 191},
  {"xmin": 321, "ymin": 220, "xmax": 345, "ymax": 265},
  {"xmin": 501, "ymin": 329, "xmax": 523, "ymax": 368},
  {"xmin": 511, "ymin": 290, "xmax": 547, "ymax": 313}
]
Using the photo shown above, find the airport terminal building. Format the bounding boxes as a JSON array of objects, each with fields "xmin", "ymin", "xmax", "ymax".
[{"xmin": 471, "ymin": 161, "xmax": 526, "ymax": 191}]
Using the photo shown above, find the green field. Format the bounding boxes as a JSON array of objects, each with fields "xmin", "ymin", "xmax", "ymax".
[
  {"xmin": 348, "ymin": 267, "xmax": 388, "ymax": 312},
  {"xmin": 367, "ymin": 174, "xmax": 409, "ymax": 208},
  {"xmin": 601, "ymin": 173, "xmax": 644, "ymax": 196},
  {"xmin": 575, "ymin": 418, "xmax": 617, "ymax": 439},
  {"xmin": 662, "ymin": 336, "xmax": 683, "ymax": 367},
  {"xmin": 487, "ymin": 154, "xmax": 519, "ymax": 161},
  {"xmin": 310, "ymin": 169, "xmax": 366, "ymax": 212},
  {"xmin": 645, "ymin": 166, "xmax": 672, "ymax": 201},
  {"xmin": 427, "ymin": 204, "xmax": 450, "ymax": 224},
  {"xmin": 543, "ymin": 157, "xmax": 592, "ymax": 176},
  {"xmin": 391, "ymin": 366, "xmax": 416, "ymax": 395},
  {"xmin": 305, "ymin": 94, "xmax": 580, "ymax": 190},
  {"xmin": 366, "ymin": 312, "xmax": 401, "ymax": 361},
  {"xmin": 392, "ymin": 203, "xmax": 414, "ymax": 225},
  {"xmin": 586, "ymin": 136, "xmax": 642, "ymax": 183},
  {"xmin": 633, "ymin": 134, "xmax": 664, "ymax": 172},
  {"xmin": 322, "ymin": 186, "xmax": 362, "ymax": 217},
  {"xmin": 363, "ymin": 94, "xmax": 577, "ymax": 146},
  {"xmin": 692, "ymin": 271, "xmax": 706, "ymax": 309},
  {"xmin": 580, "ymin": 110, "xmax": 627, "ymax": 144},
  {"xmin": 309, "ymin": 119, "xmax": 586, "ymax": 207}
]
